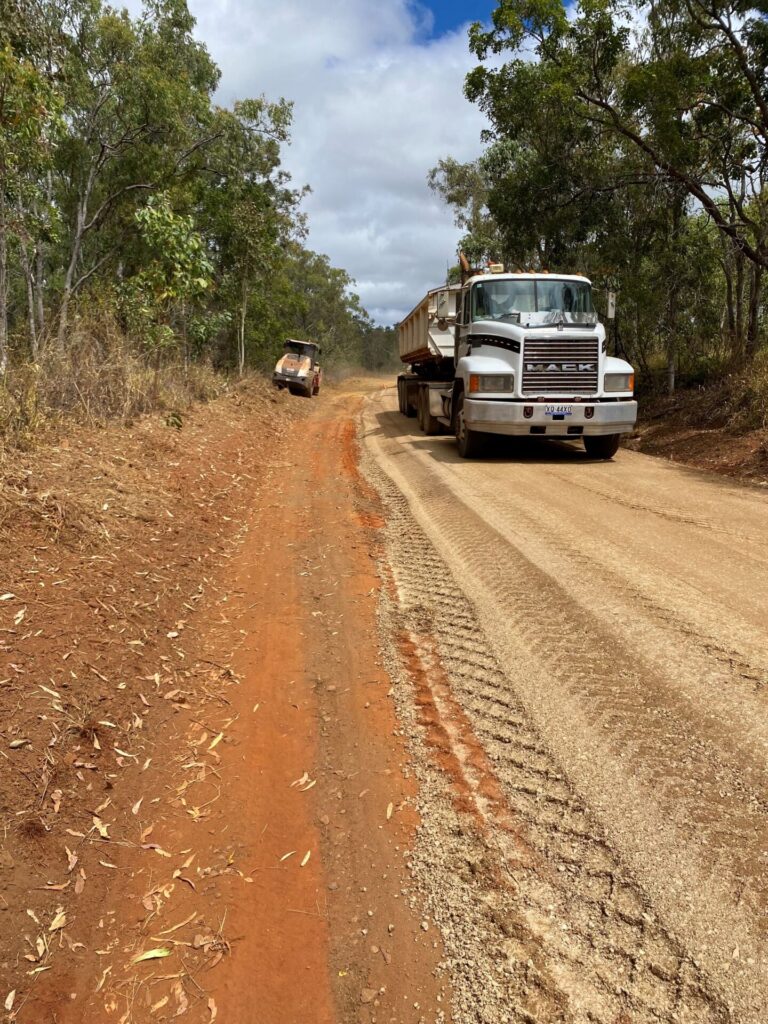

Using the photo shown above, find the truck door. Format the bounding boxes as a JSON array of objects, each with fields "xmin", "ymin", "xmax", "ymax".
[{"xmin": 455, "ymin": 288, "xmax": 471, "ymax": 363}]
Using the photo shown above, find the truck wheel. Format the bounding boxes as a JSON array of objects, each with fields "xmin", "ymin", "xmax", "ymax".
[
  {"xmin": 405, "ymin": 383, "xmax": 417, "ymax": 418},
  {"xmin": 455, "ymin": 393, "xmax": 485, "ymax": 458},
  {"xmin": 419, "ymin": 386, "xmax": 441, "ymax": 436},
  {"xmin": 583, "ymin": 434, "xmax": 620, "ymax": 459}
]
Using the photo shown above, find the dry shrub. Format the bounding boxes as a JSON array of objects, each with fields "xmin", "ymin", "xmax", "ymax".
[
  {"xmin": 0, "ymin": 314, "xmax": 227, "ymax": 449},
  {"xmin": 725, "ymin": 350, "xmax": 768, "ymax": 430}
]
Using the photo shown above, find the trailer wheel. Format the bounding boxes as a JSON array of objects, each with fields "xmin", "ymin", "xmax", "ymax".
[
  {"xmin": 419, "ymin": 386, "xmax": 441, "ymax": 436},
  {"xmin": 404, "ymin": 381, "xmax": 417, "ymax": 418},
  {"xmin": 455, "ymin": 393, "xmax": 485, "ymax": 458},
  {"xmin": 397, "ymin": 378, "xmax": 406, "ymax": 415},
  {"xmin": 583, "ymin": 434, "xmax": 620, "ymax": 459}
]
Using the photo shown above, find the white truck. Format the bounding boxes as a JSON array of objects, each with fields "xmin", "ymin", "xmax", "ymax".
[{"xmin": 397, "ymin": 265, "xmax": 637, "ymax": 459}]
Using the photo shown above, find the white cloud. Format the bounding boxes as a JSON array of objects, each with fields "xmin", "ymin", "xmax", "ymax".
[{"xmin": 163, "ymin": 1, "xmax": 489, "ymax": 323}]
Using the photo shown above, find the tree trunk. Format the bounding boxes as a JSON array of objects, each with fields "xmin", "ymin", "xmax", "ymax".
[
  {"xmin": 721, "ymin": 251, "xmax": 736, "ymax": 357},
  {"xmin": 34, "ymin": 172, "xmax": 53, "ymax": 344},
  {"xmin": 23, "ymin": 251, "xmax": 38, "ymax": 361},
  {"xmin": 664, "ymin": 198, "xmax": 683, "ymax": 396},
  {"xmin": 0, "ymin": 194, "xmax": 8, "ymax": 375},
  {"xmin": 58, "ymin": 165, "xmax": 97, "ymax": 351},
  {"xmin": 745, "ymin": 263, "xmax": 763, "ymax": 359},
  {"xmin": 735, "ymin": 252, "xmax": 745, "ymax": 358},
  {"xmin": 238, "ymin": 279, "xmax": 247, "ymax": 376},
  {"xmin": 17, "ymin": 206, "xmax": 39, "ymax": 361},
  {"xmin": 58, "ymin": 208, "xmax": 84, "ymax": 351},
  {"xmin": 35, "ymin": 247, "xmax": 45, "ymax": 341}
]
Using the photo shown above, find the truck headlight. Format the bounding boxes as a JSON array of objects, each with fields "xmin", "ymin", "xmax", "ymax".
[
  {"xmin": 469, "ymin": 374, "xmax": 515, "ymax": 394},
  {"xmin": 604, "ymin": 373, "xmax": 634, "ymax": 393}
]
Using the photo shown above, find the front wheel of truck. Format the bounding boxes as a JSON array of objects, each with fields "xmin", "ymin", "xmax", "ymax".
[
  {"xmin": 455, "ymin": 393, "xmax": 485, "ymax": 459},
  {"xmin": 583, "ymin": 434, "xmax": 620, "ymax": 459}
]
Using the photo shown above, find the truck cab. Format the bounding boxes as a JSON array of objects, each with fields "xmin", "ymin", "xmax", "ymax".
[{"xmin": 446, "ymin": 271, "xmax": 636, "ymax": 458}]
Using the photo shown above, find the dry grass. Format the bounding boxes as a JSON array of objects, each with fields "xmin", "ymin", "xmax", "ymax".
[
  {"xmin": 725, "ymin": 350, "xmax": 768, "ymax": 430},
  {"xmin": 0, "ymin": 317, "xmax": 227, "ymax": 450}
]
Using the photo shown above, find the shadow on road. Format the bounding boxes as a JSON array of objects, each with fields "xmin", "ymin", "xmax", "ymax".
[{"xmin": 368, "ymin": 408, "xmax": 609, "ymax": 465}]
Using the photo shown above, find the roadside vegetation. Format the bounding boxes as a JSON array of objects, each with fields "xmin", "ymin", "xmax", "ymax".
[
  {"xmin": 430, "ymin": 0, "xmax": 768, "ymax": 426},
  {"xmin": 0, "ymin": 0, "xmax": 392, "ymax": 446}
]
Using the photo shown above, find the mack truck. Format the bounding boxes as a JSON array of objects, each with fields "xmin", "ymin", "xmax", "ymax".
[
  {"xmin": 272, "ymin": 339, "xmax": 322, "ymax": 398},
  {"xmin": 396, "ymin": 262, "xmax": 637, "ymax": 459}
]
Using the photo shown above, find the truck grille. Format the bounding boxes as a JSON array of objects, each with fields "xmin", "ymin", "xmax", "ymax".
[{"xmin": 521, "ymin": 336, "xmax": 599, "ymax": 395}]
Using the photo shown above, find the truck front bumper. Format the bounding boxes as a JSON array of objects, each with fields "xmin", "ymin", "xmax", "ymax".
[{"xmin": 464, "ymin": 399, "xmax": 637, "ymax": 437}]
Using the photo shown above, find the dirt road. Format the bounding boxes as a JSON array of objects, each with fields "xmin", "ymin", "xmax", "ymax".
[
  {"xmin": 363, "ymin": 385, "xmax": 768, "ymax": 1023},
  {"xmin": 3, "ymin": 378, "xmax": 767, "ymax": 1024}
]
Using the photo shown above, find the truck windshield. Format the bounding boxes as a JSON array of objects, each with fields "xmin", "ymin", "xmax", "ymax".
[
  {"xmin": 471, "ymin": 279, "xmax": 594, "ymax": 321},
  {"xmin": 285, "ymin": 343, "xmax": 315, "ymax": 358},
  {"xmin": 536, "ymin": 279, "xmax": 594, "ymax": 314}
]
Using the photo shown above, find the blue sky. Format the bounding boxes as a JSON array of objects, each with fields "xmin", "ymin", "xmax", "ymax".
[{"xmin": 418, "ymin": 0, "xmax": 496, "ymax": 37}]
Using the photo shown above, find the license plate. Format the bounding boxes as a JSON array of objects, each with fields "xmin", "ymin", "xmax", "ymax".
[{"xmin": 544, "ymin": 404, "xmax": 573, "ymax": 416}]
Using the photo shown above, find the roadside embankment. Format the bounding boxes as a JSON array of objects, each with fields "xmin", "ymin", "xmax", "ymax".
[{"xmin": 629, "ymin": 385, "xmax": 768, "ymax": 486}]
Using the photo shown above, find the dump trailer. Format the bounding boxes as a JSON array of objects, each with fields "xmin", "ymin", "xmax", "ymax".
[
  {"xmin": 272, "ymin": 339, "xmax": 322, "ymax": 398},
  {"xmin": 396, "ymin": 284, "xmax": 461, "ymax": 418},
  {"xmin": 397, "ymin": 266, "xmax": 637, "ymax": 459}
]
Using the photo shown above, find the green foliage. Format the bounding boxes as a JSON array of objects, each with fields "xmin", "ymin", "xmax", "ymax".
[
  {"xmin": 0, "ymin": 0, "xmax": 380, "ymax": 389},
  {"xmin": 121, "ymin": 193, "xmax": 213, "ymax": 354},
  {"xmin": 431, "ymin": 0, "xmax": 768, "ymax": 396}
]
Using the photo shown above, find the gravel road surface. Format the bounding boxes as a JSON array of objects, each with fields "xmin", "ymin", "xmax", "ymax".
[{"xmin": 363, "ymin": 385, "xmax": 768, "ymax": 1023}]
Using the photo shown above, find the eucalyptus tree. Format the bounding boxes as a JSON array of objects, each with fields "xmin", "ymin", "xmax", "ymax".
[
  {"xmin": 466, "ymin": 0, "xmax": 768, "ymax": 357},
  {"xmin": 52, "ymin": 0, "xmax": 220, "ymax": 348},
  {"xmin": 0, "ymin": 3, "xmax": 60, "ymax": 367},
  {"xmin": 198, "ymin": 97, "xmax": 303, "ymax": 373}
]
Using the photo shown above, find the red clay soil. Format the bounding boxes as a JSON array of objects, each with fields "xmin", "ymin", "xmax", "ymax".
[{"xmin": 0, "ymin": 378, "xmax": 446, "ymax": 1024}]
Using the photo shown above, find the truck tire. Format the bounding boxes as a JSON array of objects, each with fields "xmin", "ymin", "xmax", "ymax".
[
  {"xmin": 583, "ymin": 434, "xmax": 620, "ymax": 459},
  {"xmin": 455, "ymin": 392, "xmax": 485, "ymax": 458},
  {"xmin": 398, "ymin": 377, "xmax": 412, "ymax": 416},
  {"xmin": 405, "ymin": 381, "xmax": 417, "ymax": 418},
  {"xmin": 418, "ymin": 386, "xmax": 441, "ymax": 436}
]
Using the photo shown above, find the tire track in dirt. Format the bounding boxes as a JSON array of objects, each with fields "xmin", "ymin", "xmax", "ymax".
[
  {"xmin": 363, "ymin": 388, "xmax": 768, "ymax": 1022},
  {"xmin": 420, "ymin": 458, "xmax": 768, "ymax": 756},
  {"xmin": 369, "ymin": 472, "xmax": 729, "ymax": 1023},
  {"xmin": 423, "ymin": 451, "xmax": 768, "ymax": 690}
]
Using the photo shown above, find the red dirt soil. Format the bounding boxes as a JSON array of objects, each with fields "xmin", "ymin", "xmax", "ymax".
[
  {"xmin": 0, "ymin": 378, "xmax": 446, "ymax": 1023},
  {"xmin": 629, "ymin": 389, "xmax": 768, "ymax": 486}
]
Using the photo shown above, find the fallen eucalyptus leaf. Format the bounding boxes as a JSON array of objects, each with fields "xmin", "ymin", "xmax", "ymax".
[
  {"xmin": 49, "ymin": 908, "xmax": 67, "ymax": 931},
  {"xmin": 131, "ymin": 947, "xmax": 172, "ymax": 965}
]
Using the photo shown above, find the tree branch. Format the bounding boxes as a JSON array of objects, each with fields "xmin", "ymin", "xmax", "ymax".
[
  {"xmin": 82, "ymin": 182, "xmax": 156, "ymax": 234},
  {"xmin": 71, "ymin": 249, "xmax": 116, "ymax": 294}
]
